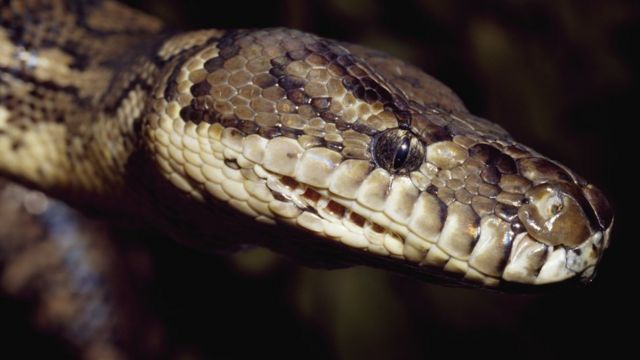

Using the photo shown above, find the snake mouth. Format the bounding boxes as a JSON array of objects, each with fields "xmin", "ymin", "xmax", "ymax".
[
  {"xmin": 261, "ymin": 172, "xmax": 501, "ymax": 287},
  {"xmin": 262, "ymin": 171, "xmax": 612, "ymax": 287},
  {"xmin": 264, "ymin": 173, "xmax": 408, "ymax": 257}
]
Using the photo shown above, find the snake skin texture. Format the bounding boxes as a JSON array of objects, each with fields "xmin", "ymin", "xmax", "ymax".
[{"xmin": 0, "ymin": 0, "xmax": 613, "ymax": 302}]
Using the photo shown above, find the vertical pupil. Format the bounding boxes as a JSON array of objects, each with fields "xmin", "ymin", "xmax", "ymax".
[{"xmin": 393, "ymin": 136, "xmax": 411, "ymax": 169}]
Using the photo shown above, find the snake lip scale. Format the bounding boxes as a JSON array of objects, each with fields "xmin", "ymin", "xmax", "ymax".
[{"xmin": 0, "ymin": 0, "xmax": 613, "ymax": 291}]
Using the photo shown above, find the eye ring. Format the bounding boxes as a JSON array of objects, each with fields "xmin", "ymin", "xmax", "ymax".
[{"xmin": 372, "ymin": 128, "xmax": 425, "ymax": 174}]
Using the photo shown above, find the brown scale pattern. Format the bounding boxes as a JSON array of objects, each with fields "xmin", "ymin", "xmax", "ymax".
[
  {"xmin": 149, "ymin": 29, "xmax": 616, "ymax": 286},
  {"xmin": 178, "ymin": 27, "xmax": 521, "ymax": 172},
  {"xmin": 150, "ymin": 27, "xmax": 613, "ymax": 288}
]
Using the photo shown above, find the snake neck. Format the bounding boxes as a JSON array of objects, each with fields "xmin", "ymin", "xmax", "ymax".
[{"xmin": 0, "ymin": 0, "xmax": 168, "ymax": 203}]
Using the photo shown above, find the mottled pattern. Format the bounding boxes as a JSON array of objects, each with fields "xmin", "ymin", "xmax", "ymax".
[
  {"xmin": 143, "ymin": 27, "xmax": 613, "ymax": 288},
  {"xmin": 0, "ymin": 0, "xmax": 613, "ymax": 305}
]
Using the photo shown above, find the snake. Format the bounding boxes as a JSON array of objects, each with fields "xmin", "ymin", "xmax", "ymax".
[{"xmin": 0, "ymin": 0, "xmax": 614, "ymax": 296}]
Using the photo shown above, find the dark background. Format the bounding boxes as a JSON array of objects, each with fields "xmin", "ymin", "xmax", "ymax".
[{"xmin": 4, "ymin": 0, "xmax": 639, "ymax": 359}]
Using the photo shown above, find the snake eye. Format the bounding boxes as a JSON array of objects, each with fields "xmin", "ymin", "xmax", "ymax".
[{"xmin": 372, "ymin": 129, "xmax": 425, "ymax": 173}]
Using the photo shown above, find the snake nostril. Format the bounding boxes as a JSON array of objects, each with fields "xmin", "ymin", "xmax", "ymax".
[
  {"xmin": 550, "ymin": 202, "xmax": 563, "ymax": 215},
  {"xmin": 518, "ymin": 182, "xmax": 594, "ymax": 248}
]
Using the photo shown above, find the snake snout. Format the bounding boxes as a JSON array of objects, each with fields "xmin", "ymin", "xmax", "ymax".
[
  {"xmin": 518, "ymin": 181, "xmax": 612, "ymax": 246},
  {"xmin": 514, "ymin": 181, "xmax": 612, "ymax": 284},
  {"xmin": 518, "ymin": 182, "xmax": 593, "ymax": 248},
  {"xmin": 582, "ymin": 183, "xmax": 614, "ymax": 247}
]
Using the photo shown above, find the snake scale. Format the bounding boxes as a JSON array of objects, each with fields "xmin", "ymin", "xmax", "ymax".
[{"xmin": 0, "ymin": 1, "xmax": 615, "ymax": 355}]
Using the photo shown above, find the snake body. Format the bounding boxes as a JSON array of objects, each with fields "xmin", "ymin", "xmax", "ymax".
[{"xmin": 0, "ymin": 0, "xmax": 613, "ymax": 293}]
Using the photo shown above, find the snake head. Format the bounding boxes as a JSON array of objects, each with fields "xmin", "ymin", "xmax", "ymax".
[{"xmin": 144, "ymin": 28, "xmax": 613, "ymax": 290}]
